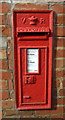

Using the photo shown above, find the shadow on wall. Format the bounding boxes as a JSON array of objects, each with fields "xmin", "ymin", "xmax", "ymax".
[
  {"xmin": 51, "ymin": 11, "xmax": 57, "ymax": 110},
  {"xmin": 52, "ymin": 9, "xmax": 65, "ymax": 113}
]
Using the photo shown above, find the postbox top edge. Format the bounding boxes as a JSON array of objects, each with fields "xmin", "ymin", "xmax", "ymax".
[{"xmin": 13, "ymin": 10, "xmax": 53, "ymax": 14}]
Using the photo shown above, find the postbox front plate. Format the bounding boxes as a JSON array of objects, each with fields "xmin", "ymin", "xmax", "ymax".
[{"xmin": 13, "ymin": 10, "xmax": 53, "ymax": 110}]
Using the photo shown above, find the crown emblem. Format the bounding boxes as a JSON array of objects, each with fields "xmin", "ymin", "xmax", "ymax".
[{"xmin": 28, "ymin": 16, "xmax": 38, "ymax": 25}]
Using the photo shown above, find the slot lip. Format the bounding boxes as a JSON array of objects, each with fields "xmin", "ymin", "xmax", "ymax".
[
  {"xmin": 23, "ymin": 96, "xmax": 31, "ymax": 99},
  {"xmin": 17, "ymin": 35, "xmax": 48, "ymax": 40}
]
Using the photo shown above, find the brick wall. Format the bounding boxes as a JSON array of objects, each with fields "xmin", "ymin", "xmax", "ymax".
[{"xmin": 0, "ymin": 0, "xmax": 65, "ymax": 119}]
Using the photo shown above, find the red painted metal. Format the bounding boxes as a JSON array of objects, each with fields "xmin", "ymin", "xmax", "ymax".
[{"xmin": 13, "ymin": 10, "xmax": 53, "ymax": 110}]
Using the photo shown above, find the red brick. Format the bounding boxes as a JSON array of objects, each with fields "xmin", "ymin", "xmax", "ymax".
[
  {"xmin": 0, "ymin": 71, "xmax": 12, "ymax": 80},
  {"xmin": 8, "ymin": 49, "xmax": 13, "ymax": 59},
  {"xmin": 59, "ymin": 89, "xmax": 65, "ymax": 96},
  {"xmin": 0, "ymin": 27, "xmax": 2, "ymax": 35},
  {"xmin": 55, "ymin": 49, "xmax": 65, "ymax": 58},
  {"xmin": 0, "ymin": 3, "xmax": 2, "ymax": 13},
  {"xmin": 36, "ymin": 107, "xmax": 63, "ymax": 116},
  {"xmin": 9, "ymin": 80, "xmax": 13, "ymax": 90},
  {"xmin": 57, "ymin": 98, "xmax": 65, "ymax": 105},
  {"xmin": 14, "ymin": 3, "xmax": 48, "ymax": 10},
  {"xmin": 0, "ymin": 60, "xmax": 8, "ymax": 69},
  {"xmin": 0, "ymin": 80, "xmax": 8, "ymax": 90},
  {"xmin": 7, "ymin": 14, "xmax": 11, "ymax": 25},
  {"xmin": 62, "ymin": 80, "xmax": 65, "ymax": 87},
  {"xmin": 56, "ymin": 15, "xmax": 65, "ymax": 25},
  {"xmin": 2, "ymin": 100, "xmax": 15, "ymax": 109},
  {"xmin": 63, "ymin": 114, "xmax": 65, "ymax": 118},
  {"xmin": 55, "ymin": 80, "xmax": 60, "ymax": 88},
  {"xmin": 0, "ymin": 101, "xmax": 2, "ymax": 109},
  {"xmin": 0, "ymin": 91, "xmax": 2, "ymax": 100},
  {"xmin": 0, "ymin": 72, "xmax": 2, "ymax": 80},
  {"xmin": 55, "ymin": 70, "xmax": 65, "ymax": 78},
  {"xmin": 0, "ymin": 111, "xmax": 2, "ymax": 119},
  {"xmin": 0, "ymin": 15, "xmax": 6, "ymax": 25},
  {"xmin": 0, "ymin": 3, "xmax": 10, "ymax": 13},
  {"xmin": 56, "ymin": 27, "xmax": 65, "ymax": 36},
  {"xmin": 5, "ymin": 110, "xmax": 18, "ymax": 116},
  {"xmin": 2, "ymin": 91, "xmax": 8, "ymax": 100},
  {"xmin": 9, "ymin": 61, "xmax": 13, "ymax": 70},
  {"xmin": 0, "ymin": 49, "xmax": 6, "ymax": 59},
  {"xmin": 50, "ymin": 4, "xmax": 65, "ymax": 13},
  {"xmin": 0, "ymin": 81, "xmax": 2, "ymax": 89},
  {"xmin": 19, "ymin": 111, "xmax": 33, "ymax": 117},
  {"xmin": 2, "ymin": 60, "xmax": 8, "ymax": 69},
  {"xmin": 0, "ymin": 27, "xmax": 11, "ymax": 37},
  {"xmin": 0, "ymin": 61, "xmax": 2, "ymax": 69},
  {"xmin": 50, "ymin": 114, "xmax": 64, "ymax": 118},
  {"xmin": 54, "ymin": 38, "xmax": 64, "ymax": 47},
  {"xmin": 55, "ymin": 59, "xmax": 64, "ymax": 68},
  {"xmin": 2, "ymin": 81, "xmax": 8, "ymax": 90}
]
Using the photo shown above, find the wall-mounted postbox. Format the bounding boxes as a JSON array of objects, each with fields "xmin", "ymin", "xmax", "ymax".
[{"xmin": 13, "ymin": 10, "xmax": 53, "ymax": 110}]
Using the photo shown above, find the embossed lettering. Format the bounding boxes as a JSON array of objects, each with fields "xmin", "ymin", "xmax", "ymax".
[
  {"xmin": 40, "ymin": 18, "xmax": 45, "ymax": 24},
  {"xmin": 22, "ymin": 18, "xmax": 26, "ymax": 24}
]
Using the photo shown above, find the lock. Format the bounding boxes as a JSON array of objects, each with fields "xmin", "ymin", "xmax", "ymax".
[{"xmin": 24, "ymin": 76, "xmax": 35, "ymax": 84}]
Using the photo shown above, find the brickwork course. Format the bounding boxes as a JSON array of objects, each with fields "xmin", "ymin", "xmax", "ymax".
[{"xmin": 0, "ymin": 0, "xmax": 65, "ymax": 119}]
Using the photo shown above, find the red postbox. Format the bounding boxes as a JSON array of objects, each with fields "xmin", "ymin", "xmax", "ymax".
[{"xmin": 13, "ymin": 10, "xmax": 53, "ymax": 110}]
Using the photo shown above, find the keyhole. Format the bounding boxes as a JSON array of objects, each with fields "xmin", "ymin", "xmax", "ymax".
[
  {"xmin": 27, "ymin": 77, "xmax": 29, "ymax": 84},
  {"xmin": 27, "ymin": 79, "xmax": 28, "ymax": 83}
]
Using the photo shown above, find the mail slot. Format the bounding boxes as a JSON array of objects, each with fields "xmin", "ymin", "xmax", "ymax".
[{"xmin": 13, "ymin": 10, "xmax": 53, "ymax": 110}]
